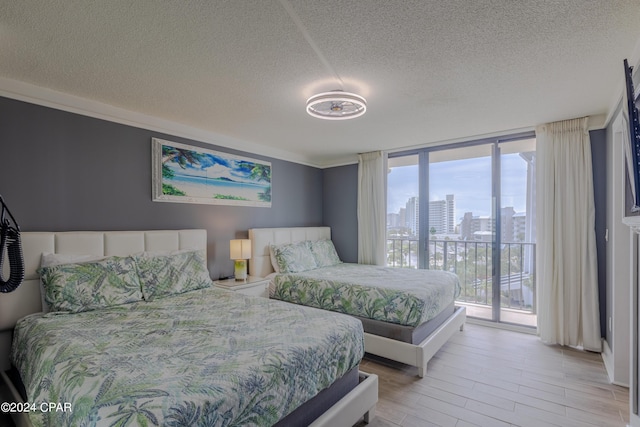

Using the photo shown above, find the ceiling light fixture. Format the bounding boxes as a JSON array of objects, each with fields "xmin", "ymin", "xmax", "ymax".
[{"xmin": 306, "ymin": 90, "xmax": 367, "ymax": 120}]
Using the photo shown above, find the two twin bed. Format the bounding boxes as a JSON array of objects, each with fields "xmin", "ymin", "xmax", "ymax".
[{"xmin": 0, "ymin": 230, "xmax": 377, "ymax": 427}]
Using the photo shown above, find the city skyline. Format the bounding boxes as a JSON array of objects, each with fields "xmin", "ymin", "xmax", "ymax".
[
  {"xmin": 387, "ymin": 153, "xmax": 530, "ymax": 219},
  {"xmin": 387, "ymin": 193, "xmax": 529, "ymax": 242}
]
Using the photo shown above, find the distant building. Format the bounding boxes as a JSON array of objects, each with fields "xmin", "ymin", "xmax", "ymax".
[
  {"xmin": 387, "ymin": 208, "xmax": 408, "ymax": 231},
  {"xmin": 500, "ymin": 207, "xmax": 515, "ymax": 242},
  {"xmin": 446, "ymin": 194, "xmax": 455, "ymax": 233},
  {"xmin": 460, "ymin": 212, "xmax": 493, "ymax": 240},
  {"xmin": 387, "ymin": 212, "xmax": 400, "ymax": 228},
  {"xmin": 513, "ymin": 212, "xmax": 526, "ymax": 242},
  {"xmin": 406, "ymin": 197, "xmax": 419, "ymax": 235},
  {"xmin": 400, "ymin": 194, "xmax": 456, "ymax": 236},
  {"xmin": 428, "ymin": 194, "xmax": 456, "ymax": 234},
  {"xmin": 459, "ymin": 207, "xmax": 528, "ymax": 242},
  {"xmin": 429, "ymin": 199, "xmax": 447, "ymax": 234}
]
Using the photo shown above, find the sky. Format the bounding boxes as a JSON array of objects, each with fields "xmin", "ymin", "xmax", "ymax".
[{"xmin": 387, "ymin": 153, "xmax": 530, "ymax": 220}]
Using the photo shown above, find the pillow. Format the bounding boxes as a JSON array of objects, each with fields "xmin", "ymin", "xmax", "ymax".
[
  {"xmin": 134, "ymin": 249, "xmax": 212, "ymax": 301},
  {"xmin": 269, "ymin": 245, "xmax": 280, "ymax": 273},
  {"xmin": 40, "ymin": 252, "xmax": 105, "ymax": 268},
  {"xmin": 38, "ymin": 256, "xmax": 143, "ymax": 313},
  {"xmin": 270, "ymin": 241, "xmax": 317, "ymax": 273},
  {"xmin": 39, "ymin": 253, "xmax": 108, "ymax": 313},
  {"xmin": 309, "ymin": 239, "xmax": 342, "ymax": 267}
]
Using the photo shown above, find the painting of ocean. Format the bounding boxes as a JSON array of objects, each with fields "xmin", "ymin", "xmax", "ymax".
[{"xmin": 152, "ymin": 138, "xmax": 272, "ymax": 207}]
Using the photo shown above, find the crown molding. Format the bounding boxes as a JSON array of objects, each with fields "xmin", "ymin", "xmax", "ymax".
[{"xmin": 0, "ymin": 76, "xmax": 323, "ymax": 169}]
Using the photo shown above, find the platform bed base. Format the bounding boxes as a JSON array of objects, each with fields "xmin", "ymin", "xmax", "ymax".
[
  {"xmin": 311, "ymin": 372, "xmax": 378, "ymax": 426},
  {"xmin": 1, "ymin": 370, "xmax": 378, "ymax": 427},
  {"xmin": 364, "ymin": 306, "xmax": 466, "ymax": 377}
]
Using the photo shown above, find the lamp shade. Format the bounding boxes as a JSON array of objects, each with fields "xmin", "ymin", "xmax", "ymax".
[{"xmin": 230, "ymin": 239, "xmax": 252, "ymax": 260}]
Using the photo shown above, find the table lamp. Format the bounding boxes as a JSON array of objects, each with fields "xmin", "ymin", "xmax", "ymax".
[{"xmin": 230, "ymin": 239, "xmax": 251, "ymax": 280}]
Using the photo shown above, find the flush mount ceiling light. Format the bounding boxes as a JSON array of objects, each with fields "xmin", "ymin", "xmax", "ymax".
[{"xmin": 306, "ymin": 91, "xmax": 367, "ymax": 120}]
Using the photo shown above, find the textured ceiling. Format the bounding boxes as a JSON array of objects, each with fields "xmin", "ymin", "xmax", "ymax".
[{"xmin": 0, "ymin": 1, "xmax": 639, "ymax": 167}]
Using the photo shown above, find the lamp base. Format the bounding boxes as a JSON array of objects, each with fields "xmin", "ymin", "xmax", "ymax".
[{"xmin": 234, "ymin": 260, "xmax": 247, "ymax": 281}]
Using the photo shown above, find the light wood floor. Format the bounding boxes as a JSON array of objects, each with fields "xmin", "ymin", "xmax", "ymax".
[{"xmin": 356, "ymin": 323, "xmax": 629, "ymax": 427}]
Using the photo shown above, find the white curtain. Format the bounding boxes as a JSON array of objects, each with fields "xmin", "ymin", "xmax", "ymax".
[
  {"xmin": 357, "ymin": 151, "xmax": 387, "ymax": 265},
  {"xmin": 536, "ymin": 117, "xmax": 601, "ymax": 352}
]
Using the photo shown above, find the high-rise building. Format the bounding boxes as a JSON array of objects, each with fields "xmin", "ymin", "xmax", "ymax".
[
  {"xmin": 513, "ymin": 212, "xmax": 527, "ymax": 242},
  {"xmin": 429, "ymin": 199, "xmax": 447, "ymax": 234},
  {"xmin": 401, "ymin": 194, "xmax": 456, "ymax": 236},
  {"xmin": 406, "ymin": 197, "xmax": 419, "ymax": 236},
  {"xmin": 500, "ymin": 207, "xmax": 516, "ymax": 242},
  {"xmin": 446, "ymin": 194, "xmax": 455, "ymax": 233},
  {"xmin": 387, "ymin": 212, "xmax": 400, "ymax": 228},
  {"xmin": 428, "ymin": 194, "xmax": 455, "ymax": 234}
]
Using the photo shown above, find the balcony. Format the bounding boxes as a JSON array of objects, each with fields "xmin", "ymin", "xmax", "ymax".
[{"xmin": 387, "ymin": 237, "xmax": 536, "ymax": 326}]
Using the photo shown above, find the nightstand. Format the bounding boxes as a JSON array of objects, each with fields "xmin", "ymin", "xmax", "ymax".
[{"xmin": 213, "ymin": 276, "xmax": 270, "ymax": 298}]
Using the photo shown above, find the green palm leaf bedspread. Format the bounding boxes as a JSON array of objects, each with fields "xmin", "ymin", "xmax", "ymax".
[
  {"xmin": 271, "ymin": 264, "xmax": 461, "ymax": 327},
  {"xmin": 11, "ymin": 288, "xmax": 364, "ymax": 427}
]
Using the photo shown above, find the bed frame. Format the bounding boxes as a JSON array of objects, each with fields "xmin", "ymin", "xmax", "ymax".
[
  {"xmin": 249, "ymin": 226, "xmax": 466, "ymax": 378},
  {"xmin": 0, "ymin": 229, "xmax": 377, "ymax": 427}
]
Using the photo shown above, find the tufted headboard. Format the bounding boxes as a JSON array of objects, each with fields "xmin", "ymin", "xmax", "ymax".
[
  {"xmin": 0, "ymin": 229, "xmax": 207, "ymax": 370},
  {"xmin": 248, "ymin": 227, "xmax": 331, "ymax": 278}
]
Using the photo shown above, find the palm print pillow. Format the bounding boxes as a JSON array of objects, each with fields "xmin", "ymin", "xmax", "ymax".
[
  {"xmin": 271, "ymin": 241, "xmax": 318, "ymax": 273},
  {"xmin": 134, "ymin": 250, "xmax": 212, "ymax": 301},
  {"xmin": 39, "ymin": 256, "xmax": 143, "ymax": 313}
]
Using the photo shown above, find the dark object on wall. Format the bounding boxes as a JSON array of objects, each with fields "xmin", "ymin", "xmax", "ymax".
[
  {"xmin": 0, "ymin": 195, "xmax": 24, "ymax": 293},
  {"xmin": 624, "ymin": 59, "xmax": 640, "ymax": 212}
]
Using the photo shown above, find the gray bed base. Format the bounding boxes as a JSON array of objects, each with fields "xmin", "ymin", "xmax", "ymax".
[{"xmin": 357, "ymin": 302, "xmax": 456, "ymax": 344}]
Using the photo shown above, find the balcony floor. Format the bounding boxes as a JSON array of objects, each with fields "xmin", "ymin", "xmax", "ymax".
[{"xmin": 459, "ymin": 301, "xmax": 537, "ymax": 328}]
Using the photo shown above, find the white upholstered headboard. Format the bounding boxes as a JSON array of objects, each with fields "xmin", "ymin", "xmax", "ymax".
[
  {"xmin": 248, "ymin": 227, "xmax": 331, "ymax": 278},
  {"xmin": 0, "ymin": 229, "xmax": 207, "ymax": 370}
]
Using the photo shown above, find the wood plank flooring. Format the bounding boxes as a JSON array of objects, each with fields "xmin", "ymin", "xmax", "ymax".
[{"xmin": 356, "ymin": 323, "xmax": 629, "ymax": 427}]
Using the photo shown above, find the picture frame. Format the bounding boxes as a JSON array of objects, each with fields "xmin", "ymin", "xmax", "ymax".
[{"xmin": 152, "ymin": 138, "xmax": 271, "ymax": 207}]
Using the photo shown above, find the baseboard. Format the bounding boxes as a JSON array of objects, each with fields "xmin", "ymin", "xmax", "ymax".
[
  {"xmin": 602, "ymin": 338, "xmax": 630, "ymax": 387},
  {"xmin": 602, "ymin": 339, "xmax": 615, "ymax": 383}
]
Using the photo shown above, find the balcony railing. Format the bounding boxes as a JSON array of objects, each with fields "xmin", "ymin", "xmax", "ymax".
[{"xmin": 387, "ymin": 237, "xmax": 536, "ymax": 313}]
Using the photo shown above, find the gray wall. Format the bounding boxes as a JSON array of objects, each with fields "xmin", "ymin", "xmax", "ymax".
[
  {"xmin": 323, "ymin": 164, "xmax": 358, "ymax": 262},
  {"xmin": 590, "ymin": 129, "xmax": 608, "ymax": 337},
  {"xmin": 0, "ymin": 96, "xmax": 323, "ymax": 279}
]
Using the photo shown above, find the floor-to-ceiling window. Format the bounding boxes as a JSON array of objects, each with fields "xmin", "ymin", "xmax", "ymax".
[{"xmin": 386, "ymin": 134, "xmax": 536, "ymax": 327}]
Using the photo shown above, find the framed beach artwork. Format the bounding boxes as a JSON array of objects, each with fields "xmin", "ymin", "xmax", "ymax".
[{"xmin": 152, "ymin": 138, "xmax": 272, "ymax": 207}]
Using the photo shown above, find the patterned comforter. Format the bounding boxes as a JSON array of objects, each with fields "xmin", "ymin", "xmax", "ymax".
[
  {"xmin": 271, "ymin": 264, "xmax": 460, "ymax": 327},
  {"xmin": 11, "ymin": 288, "xmax": 364, "ymax": 427}
]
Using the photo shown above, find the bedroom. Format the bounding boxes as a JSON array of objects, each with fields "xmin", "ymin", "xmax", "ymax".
[{"xmin": 0, "ymin": 1, "xmax": 639, "ymax": 426}]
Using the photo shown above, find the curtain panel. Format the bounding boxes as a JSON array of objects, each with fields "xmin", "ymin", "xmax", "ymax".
[
  {"xmin": 357, "ymin": 151, "xmax": 387, "ymax": 265},
  {"xmin": 535, "ymin": 117, "xmax": 601, "ymax": 352}
]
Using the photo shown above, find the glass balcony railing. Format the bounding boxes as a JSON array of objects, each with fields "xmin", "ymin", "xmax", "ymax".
[{"xmin": 386, "ymin": 237, "xmax": 536, "ymax": 314}]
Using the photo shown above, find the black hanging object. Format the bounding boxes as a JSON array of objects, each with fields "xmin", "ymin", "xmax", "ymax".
[{"xmin": 0, "ymin": 196, "xmax": 24, "ymax": 293}]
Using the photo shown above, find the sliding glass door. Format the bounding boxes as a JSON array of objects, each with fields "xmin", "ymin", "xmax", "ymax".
[
  {"xmin": 498, "ymin": 139, "xmax": 536, "ymax": 326},
  {"xmin": 426, "ymin": 143, "xmax": 495, "ymax": 320},
  {"xmin": 386, "ymin": 135, "xmax": 536, "ymax": 326}
]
